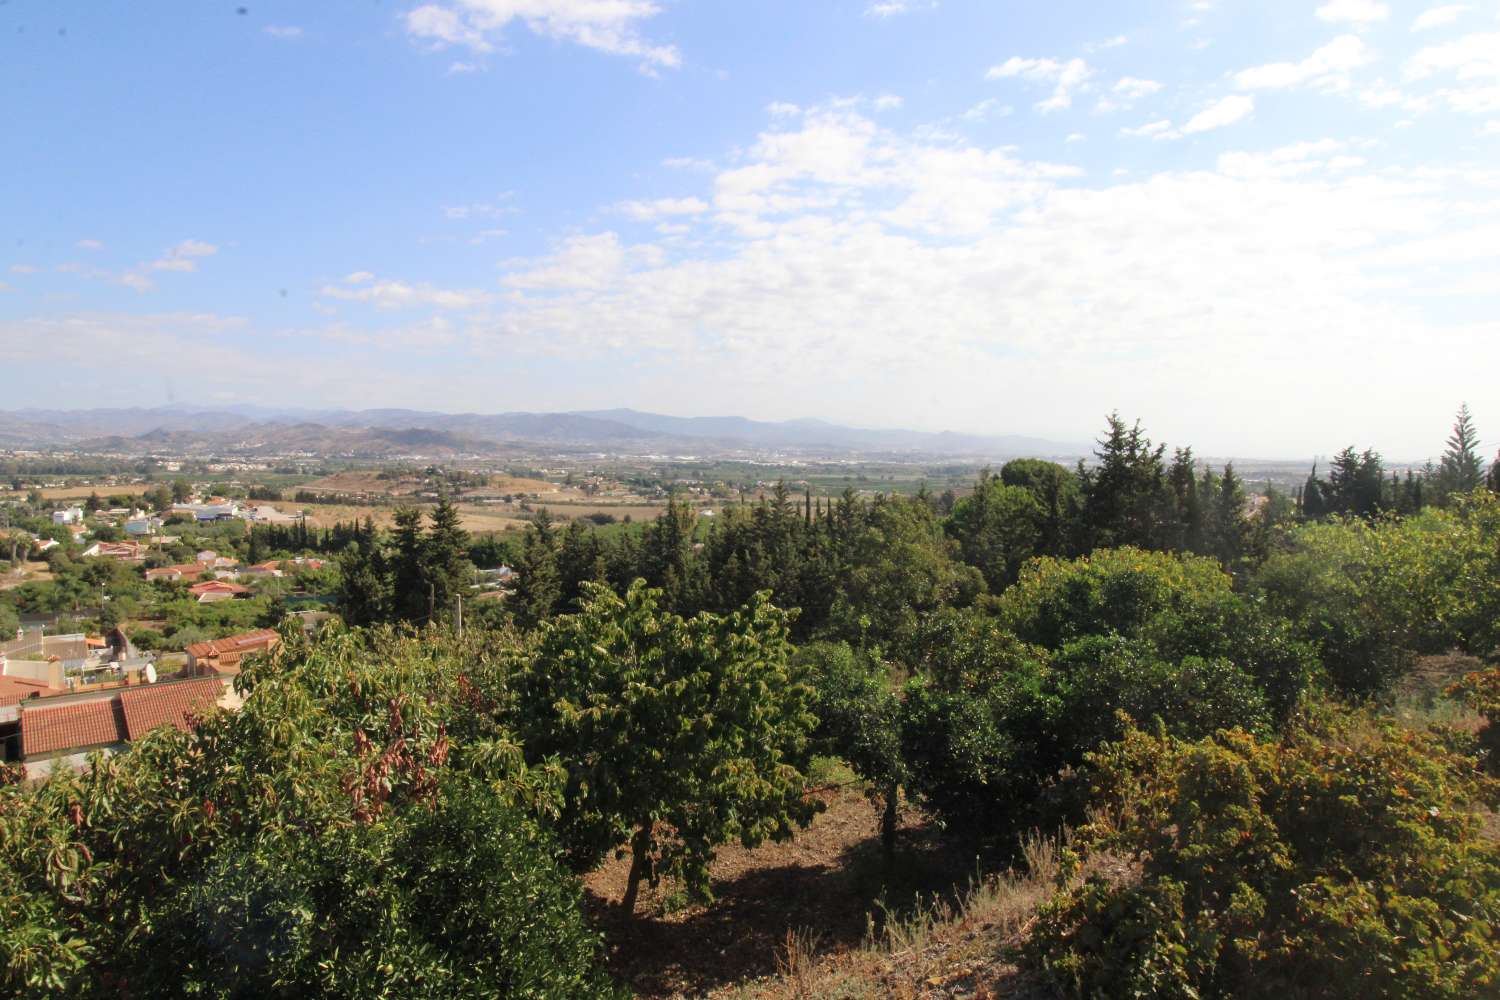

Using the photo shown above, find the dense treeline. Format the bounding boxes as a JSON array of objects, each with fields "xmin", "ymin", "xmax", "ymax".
[{"xmin": 5, "ymin": 408, "xmax": 1500, "ymax": 997}]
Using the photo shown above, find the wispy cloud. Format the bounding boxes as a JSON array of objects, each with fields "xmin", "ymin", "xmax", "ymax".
[
  {"xmin": 987, "ymin": 56, "xmax": 1093, "ymax": 113},
  {"xmin": 404, "ymin": 0, "xmax": 679, "ymax": 72},
  {"xmin": 1236, "ymin": 35, "xmax": 1376, "ymax": 91},
  {"xmin": 263, "ymin": 25, "xmax": 303, "ymax": 39},
  {"xmin": 120, "ymin": 240, "xmax": 218, "ymax": 291},
  {"xmin": 1412, "ymin": 5, "xmax": 1472, "ymax": 31},
  {"xmin": 320, "ymin": 273, "xmax": 492, "ymax": 310},
  {"xmin": 1316, "ymin": 0, "xmax": 1390, "ymax": 24},
  {"xmin": 865, "ymin": 1, "xmax": 936, "ymax": 16}
]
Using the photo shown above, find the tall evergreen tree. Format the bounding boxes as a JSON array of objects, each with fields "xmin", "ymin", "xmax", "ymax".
[
  {"xmin": 512, "ymin": 510, "xmax": 561, "ymax": 629},
  {"xmin": 1438, "ymin": 403, "xmax": 1485, "ymax": 500},
  {"xmin": 423, "ymin": 495, "xmax": 472, "ymax": 623},
  {"xmin": 389, "ymin": 506, "xmax": 429, "ymax": 622}
]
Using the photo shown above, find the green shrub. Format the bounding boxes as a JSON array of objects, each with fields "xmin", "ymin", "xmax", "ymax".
[{"xmin": 1030, "ymin": 710, "xmax": 1500, "ymax": 999}]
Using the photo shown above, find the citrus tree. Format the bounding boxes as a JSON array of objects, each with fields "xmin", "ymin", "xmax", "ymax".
[
  {"xmin": 513, "ymin": 580, "xmax": 821, "ymax": 913},
  {"xmin": 1031, "ymin": 709, "xmax": 1500, "ymax": 999}
]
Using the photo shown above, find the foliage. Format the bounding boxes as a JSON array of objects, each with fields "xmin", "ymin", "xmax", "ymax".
[
  {"xmin": 945, "ymin": 471, "xmax": 1044, "ymax": 592},
  {"xmin": 0, "ymin": 624, "xmax": 618, "ymax": 998},
  {"xmin": 1255, "ymin": 495, "xmax": 1500, "ymax": 696},
  {"xmin": 1031, "ymin": 710, "xmax": 1500, "ymax": 999},
  {"xmin": 1450, "ymin": 665, "xmax": 1500, "ymax": 775},
  {"xmin": 511, "ymin": 581, "xmax": 821, "ymax": 911}
]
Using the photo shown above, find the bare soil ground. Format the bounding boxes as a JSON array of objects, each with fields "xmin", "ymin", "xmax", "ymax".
[
  {"xmin": 0, "ymin": 561, "xmax": 53, "ymax": 590},
  {"xmin": 583, "ymin": 788, "xmax": 1027, "ymax": 999},
  {"xmin": 300, "ymin": 470, "xmax": 561, "ymax": 497},
  {"xmin": 36, "ymin": 484, "xmax": 152, "ymax": 500}
]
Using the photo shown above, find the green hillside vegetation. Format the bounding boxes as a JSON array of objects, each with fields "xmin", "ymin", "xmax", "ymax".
[{"xmin": 3, "ymin": 407, "xmax": 1499, "ymax": 998}]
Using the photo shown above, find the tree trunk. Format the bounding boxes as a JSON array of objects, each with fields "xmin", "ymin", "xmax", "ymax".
[
  {"xmin": 620, "ymin": 822, "xmax": 654, "ymax": 916},
  {"xmin": 881, "ymin": 782, "xmax": 899, "ymax": 870}
]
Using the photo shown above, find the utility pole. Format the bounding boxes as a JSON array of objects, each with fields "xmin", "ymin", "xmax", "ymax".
[
  {"xmin": 428, "ymin": 582, "xmax": 436, "ymax": 625},
  {"xmin": 454, "ymin": 593, "xmax": 463, "ymax": 638}
]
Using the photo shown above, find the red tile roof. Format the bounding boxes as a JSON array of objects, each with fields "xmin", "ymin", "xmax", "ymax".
[
  {"xmin": 118, "ymin": 678, "xmax": 223, "ymax": 739},
  {"xmin": 21, "ymin": 699, "xmax": 127, "ymax": 756},
  {"xmin": 184, "ymin": 629, "xmax": 280, "ymax": 661},
  {"xmin": 188, "ymin": 580, "xmax": 250, "ymax": 596},
  {"xmin": 0, "ymin": 675, "xmax": 61, "ymax": 707},
  {"xmin": 146, "ymin": 563, "xmax": 205, "ymax": 581}
]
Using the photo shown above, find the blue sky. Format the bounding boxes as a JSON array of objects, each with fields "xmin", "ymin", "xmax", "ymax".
[{"xmin": 2, "ymin": 0, "xmax": 1497, "ymax": 458}]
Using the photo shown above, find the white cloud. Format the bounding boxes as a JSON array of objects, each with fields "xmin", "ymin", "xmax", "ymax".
[
  {"xmin": 9, "ymin": 264, "xmax": 40, "ymax": 274},
  {"xmin": 1066, "ymin": 132, "xmax": 1086, "ymax": 142},
  {"xmin": 461, "ymin": 111, "xmax": 1500, "ymax": 454},
  {"xmin": 1235, "ymin": 35, "xmax": 1376, "ymax": 91},
  {"xmin": 1405, "ymin": 31, "xmax": 1500, "ymax": 112},
  {"xmin": 404, "ymin": 0, "xmax": 679, "ymax": 71},
  {"xmin": 264, "ymin": 25, "xmax": 303, "ymax": 39},
  {"xmin": 1097, "ymin": 76, "xmax": 1164, "ymax": 112},
  {"xmin": 615, "ymin": 196, "xmax": 709, "ymax": 220},
  {"xmin": 1181, "ymin": 94, "xmax": 1255, "ymax": 133},
  {"xmin": 987, "ymin": 56, "xmax": 1092, "ymax": 112},
  {"xmin": 1087, "ymin": 35, "xmax": 1129, "ymax": 51},
  {"xmin": 76, "ymin": 239, "xmax": 104, "ymax": 251},
  {"xmin": 960, "ymin": 98, "xmax": 1013, "ymax": 122},
  {"xmin": 1482, "ymin": 119, "xmax": 1500, "ymax": 134},
  {"xmin": 1121, "ymin": 119, "xmax": 1175, "ymax": 138},
  {"xmin": 865, "ymin": 1, "xmax": 935, "ymax": 16},
  {"xmin": 873, "ymin": 94, "xmax": 904, "ymax": 111},
  {"xmin": 1412, "ymin": 5, "xmax": 1472, "ymax": 30},
  {"xmin": 119, "ymin": 240, "xmax": 218, "ymax": 290},
  {"xmin": 663, "ymin": 156, "xmax": 715, "ymax": 171},
  {"xmin": 1216, "ymin": 138, "xmax": 1346, "ymax": 178},
  {"xmin": 1316, "ymin": 0, "xmax": 1390, "ymax": 24},
  {"xmin": 447, "ymin": 61, "xmax": 481, "ymax": 74},
  {"xmin": 442, "ymin": 195, "xmax": 516, "ymax": 220},
  {"xmin": 320, "ymin": 275, "xmax": 492, "ymax": 309}
]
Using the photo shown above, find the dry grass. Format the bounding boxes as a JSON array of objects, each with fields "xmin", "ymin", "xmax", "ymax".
[
  {"xmin": 0, "ymin": 561, "xmax": 53, "ymax": 590},
  {"xmin": 36, "ymin": 484, "xmax": 152, "ymax": 500},
  {"xmin": 719, "ymin": 834, "xmax": 1065, "ymax": 1000}
]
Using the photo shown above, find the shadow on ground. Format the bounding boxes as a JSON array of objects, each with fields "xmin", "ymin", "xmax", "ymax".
[{"xmin": 584, "ymin": 789, "xmax": 980, "ymax": 998}]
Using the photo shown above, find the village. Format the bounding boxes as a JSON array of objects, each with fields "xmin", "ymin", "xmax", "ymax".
[{"xmin": 1, "ymin": 487, "xmax": 335, "ymax": 777}]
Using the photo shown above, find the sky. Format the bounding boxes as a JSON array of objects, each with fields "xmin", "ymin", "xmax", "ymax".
[{"xmin": 1, "ymin": 0, "xmax": 1497, "ymax": 459}]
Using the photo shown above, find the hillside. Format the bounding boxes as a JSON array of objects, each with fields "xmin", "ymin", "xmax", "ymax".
[{"xmin": 1, "ymin": 406, "xmax": 1084, "ymax": 460}]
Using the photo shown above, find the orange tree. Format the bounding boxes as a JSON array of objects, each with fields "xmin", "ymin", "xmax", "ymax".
[
  {"xmin": 1030, "ymin": 708, "xmax": 1500, "ymax": 999},
  {"xmin": 511, "ymin": 580, "xmax": 821, "ymax": 913},
  {"xmin": 0, "ymin": 624, "xmax": 620, "ymax": 999}
]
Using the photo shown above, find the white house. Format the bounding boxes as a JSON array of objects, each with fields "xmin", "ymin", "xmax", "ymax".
[{"xmin": 51, "ymin": 507, "xmax": 83, "ymax": 525}]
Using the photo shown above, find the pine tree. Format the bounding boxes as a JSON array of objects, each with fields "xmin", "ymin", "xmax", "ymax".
[
  {"xmin": 1438, "ymin": 403, "xmax": 1485, "ymax": 500},
  {"xmin": 424, "ymin": 495, "xmax": 472, "ymax": 623},
  {"xmin": 389, "ymin": 506, "xmax": 428, "ymax": 622},
  {"xmin": 513, "ymin": 511, "xmax": 561, "ymax": 629}
]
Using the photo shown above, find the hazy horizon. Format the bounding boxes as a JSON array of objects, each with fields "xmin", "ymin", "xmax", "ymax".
[{"xmin": 3, "ymin": 1, "xmax": 1497, "ymax": 458}]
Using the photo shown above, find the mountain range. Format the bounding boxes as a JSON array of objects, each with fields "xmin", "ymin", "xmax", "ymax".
[{"xmin": 0, "ymin": 407, "xmax": 1083, "ymax": 461}]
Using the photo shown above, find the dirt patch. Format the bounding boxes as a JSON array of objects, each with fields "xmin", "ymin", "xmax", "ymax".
[
  {"xmin": 36, "ymin": 484, "xmax": 152, "ymax": 500},
  {"xmin": 584, "ymin": 788, "xmax": 981, "ymax": 999},
  {"xmin": 0, "ymin": 561, "xmax": 53, "ymax": 590}
]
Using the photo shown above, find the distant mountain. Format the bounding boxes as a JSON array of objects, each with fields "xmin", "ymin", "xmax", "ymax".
[
  {"xmin": 0, "ymin": 407, "xmax": 1085, "ymax": 460},
  {"xmin": 571, "ymin": 408, "xmax": 1075, "ymax": 456}
]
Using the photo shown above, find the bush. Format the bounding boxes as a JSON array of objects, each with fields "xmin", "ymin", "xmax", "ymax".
[
  {"xmin": 1030, "ymin": 709, "xmax": 1500, "ymax": 999},
  {"xmin": 1254, "ymin": 497, "xmax": 1500, "ymax": 698}
]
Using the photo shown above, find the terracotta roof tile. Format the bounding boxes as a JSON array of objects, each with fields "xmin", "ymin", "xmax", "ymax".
[
  {"xmin": 118, "ymin": 678, "xmax": 224, "ymax": 740},
  {"xmin": 21, "ymin": 699, "xmax": 127, "ymax": 756},
  {"xmin": 0, "ymin": 675, "xmax": 61, "ymax": 707}
]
